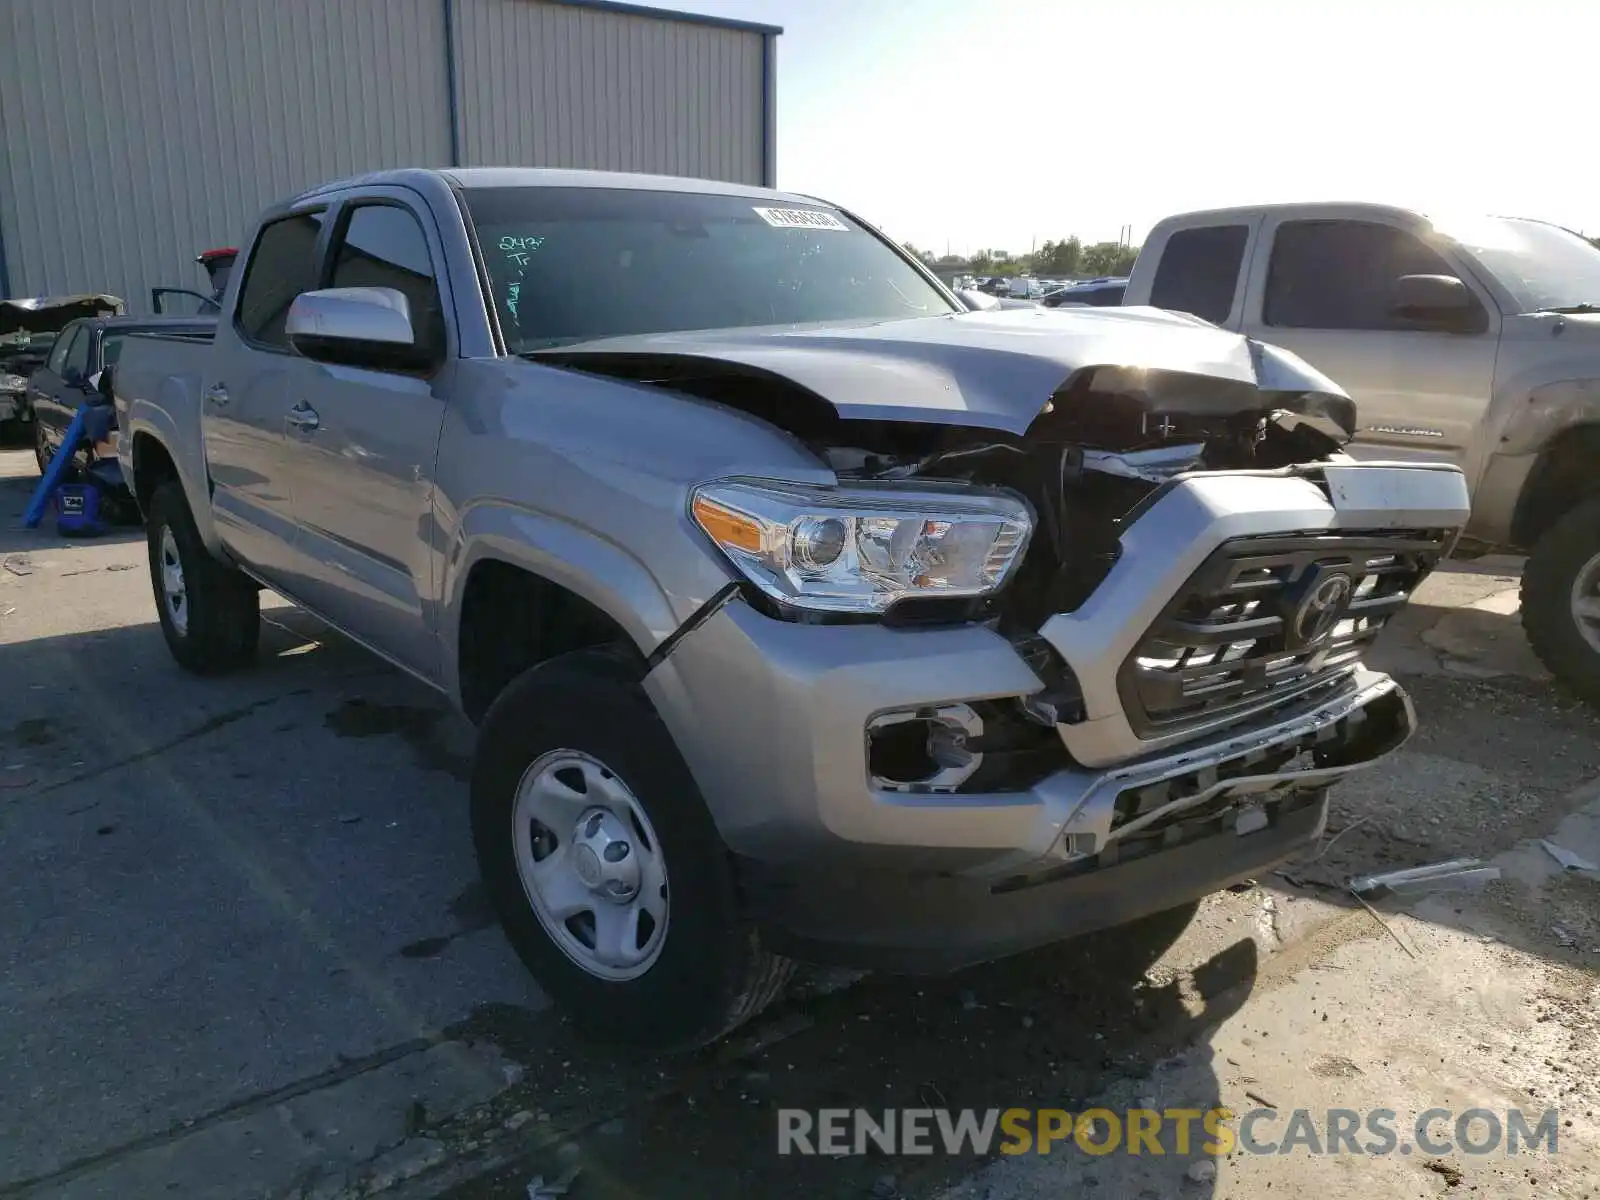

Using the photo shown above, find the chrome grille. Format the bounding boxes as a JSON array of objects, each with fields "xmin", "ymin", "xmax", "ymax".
[{"xmin": 1118, "ymin": 530, "xmax": 1450, "ymax": 737}]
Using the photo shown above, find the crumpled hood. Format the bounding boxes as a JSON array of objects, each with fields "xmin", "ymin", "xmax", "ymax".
[
  {"xmin": 0, "ymin": 294, "xmax": 125, "ymax": 338},
  {"xmin": 537, "ymin": 305, "xmax": 1353, "ymax": 438}
]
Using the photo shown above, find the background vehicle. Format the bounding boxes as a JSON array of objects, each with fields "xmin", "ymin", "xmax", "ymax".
[
  {"xmin": 0, "ymin": 294, "xmax": 123, "ymax": 438},
  {"xmin": 1125, "ymin": 203, "xmax": 1600, "ymax": 702},
  {"xmin": 115, "ymin": 169, "xmax": 1466, "ymax": 1050},
  {"xmin": 29, "ymin": 315, "xmax": 213, "ymax": 476},
  {"xmin": 1042, "ymin": 277, "xmax": 1127, "ymax": 307}
]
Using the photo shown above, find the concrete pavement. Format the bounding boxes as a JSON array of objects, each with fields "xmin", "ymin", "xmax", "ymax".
[{"xmin": 2, "ymin": 445, "xmax": 1596, "ymax": 1200}]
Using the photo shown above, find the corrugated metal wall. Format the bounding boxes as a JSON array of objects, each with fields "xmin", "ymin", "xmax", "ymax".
[
  {"xmin": 0, "ymin": 0, "xmax": 772, "ymax": 312},
  {"xmin": 452, "ymin": 0, "xmax": 766, "ymax": 186},
  {"xmin": 0, "ymin": 0, "xmax": 452, "ymax": 309}
]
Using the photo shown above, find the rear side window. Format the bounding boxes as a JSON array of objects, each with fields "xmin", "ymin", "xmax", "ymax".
[
  {"xmin": 1264, "ymin": 220, "xmax": 1459, "ymax": 331},
  {"xmin": 329, "ymin": 204, "xmax": 446, "ymax": 359},
  {"xmin": 1149, "ymin": 225, "xmax": 1248, "ymax": 323},
  {"xmin": 235, "ymin": 211, "xmax": 326, "ymax": 349}
]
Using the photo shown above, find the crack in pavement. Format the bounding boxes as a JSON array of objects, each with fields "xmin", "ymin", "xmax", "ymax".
[
  {"xmin": 0, "ymin": 1035, "xmax": 445, "ymax": 1197},
  {"xmin": 3, "ymin": 689, "xmax": 310, "ymax": 807}
]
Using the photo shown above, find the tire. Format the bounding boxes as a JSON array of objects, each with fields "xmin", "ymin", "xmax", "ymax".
[
  {"xmin": 1521, "ymin": 495, "xmax": 1600, "ymax": 706},
  {"xmin": 472, "ymin": 647, "xmax": 793, "ymax": 1051},
  {"xmin": 146, "ymin": 481, "xmax": 260, "ymax": 674},
  {"xmin": 34, "ymin": 421, "xmax": 50, "ymax": 477}
]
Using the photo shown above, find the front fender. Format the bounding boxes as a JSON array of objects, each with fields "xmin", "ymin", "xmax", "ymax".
[
  {"xmin": 438, "ymin": 500, "xmax": 692, "ymax": 703},
  {"xmin": 1497, "ymin": 378, "xmax": 1600, "ymax": 459}
]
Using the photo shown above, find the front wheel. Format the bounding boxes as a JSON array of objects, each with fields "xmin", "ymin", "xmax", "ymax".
[
  {"xmin": 472, "ymin": 647, "xmax": 792, "ymax": 1051},
  {"xmin": 1522, "ymin": 496, "xmax": 1600, "ymax": 706},
  {"xmin": 33, "ymin": 421, "xmax": 51, "ymax": 477},
  {"xmin": 146, "ymin": 482, "xmax": 261, "ymax": 674}
]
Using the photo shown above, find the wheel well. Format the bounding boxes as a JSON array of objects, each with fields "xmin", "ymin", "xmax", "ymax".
[
  {"xmin": 1512, "ymin": 424, "xmax": 1600, "ymax": 548},
  {"xmin": 131, "ymin": 433, "xmax": 179, "ymax": 516},
  {"xmin": 457, "ymin": 560, "xmax": 637, "ymax": 723}
]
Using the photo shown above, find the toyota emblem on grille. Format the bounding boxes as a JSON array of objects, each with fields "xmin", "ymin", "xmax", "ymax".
[{"xmin": 1283, "ymin": 567, "xmax": 1354, "ymax": 650}]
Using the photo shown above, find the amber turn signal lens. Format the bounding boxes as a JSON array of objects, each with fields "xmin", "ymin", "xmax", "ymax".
[{"xmin": 692, "ymin": 494, "xmax": 765, "ymax": 553}]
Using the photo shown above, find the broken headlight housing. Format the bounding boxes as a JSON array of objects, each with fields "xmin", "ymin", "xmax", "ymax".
[{"xmin": 691, "ymin": 478, "xmax": 1033, "ymax": 614}]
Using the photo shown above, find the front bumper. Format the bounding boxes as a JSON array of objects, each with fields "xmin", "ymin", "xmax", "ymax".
[{"xmin": 640, "ymin": 461, "xmax": 1458, "ymax": 967}]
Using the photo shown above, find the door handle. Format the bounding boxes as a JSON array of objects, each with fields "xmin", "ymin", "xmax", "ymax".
[
  {"xmin": 285, "ymin": 402, "xmax": 320, "ymax": 433},
  {"xmin": 204, "ymin": 382, "xmax": 229, "ymax": 407}
]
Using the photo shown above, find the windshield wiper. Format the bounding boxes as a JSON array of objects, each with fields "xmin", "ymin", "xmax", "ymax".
[{"xmin": 1536, "ymin": 304, "xmax": 1600, "ymax": 315}]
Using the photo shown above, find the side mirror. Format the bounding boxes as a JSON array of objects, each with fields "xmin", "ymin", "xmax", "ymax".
[
  {"xmin": 62, "ymin": 366, "xmax": 86, "ymax": 388},
  {"xmin": 956, "ymin": 288, "xmax": 1000, "ymax": 312},
  {"xmin": 1392, "ymin": 274, "xmax": 1480, "ymax": 331},
  {"xmin": 286, "ymin": 287, "xmax": 435, "ymax": 371}
]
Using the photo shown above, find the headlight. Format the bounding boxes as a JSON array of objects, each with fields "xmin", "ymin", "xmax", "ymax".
[
  {"xmin": 690, "ymin": 479, "xmax": 1033, "ymax": 614},
  {"xmin": 0, "ymin": 374, "xmax": 27, "ymax": 392}
]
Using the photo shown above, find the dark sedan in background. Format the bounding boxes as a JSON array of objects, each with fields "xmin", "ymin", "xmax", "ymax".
[
  {"xmin": 28, "ymin": 315, "xmax": 212, "ymax": 475},
  {"xmin": 1041, "ymin": 277, "xmax": 1127, "ymax": 307}
]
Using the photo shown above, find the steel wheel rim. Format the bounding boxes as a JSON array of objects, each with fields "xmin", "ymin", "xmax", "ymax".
[
  {"xmin": 512, "ymin": 749, "xmax": 669, "ymax": 982},
  {"xmin": 159, "ymin": 525, "xmax": 188, "ymax": 636},
  {"xmin": 1573, "ymin": 549, "xmax": 1600, "ymax": 654}
]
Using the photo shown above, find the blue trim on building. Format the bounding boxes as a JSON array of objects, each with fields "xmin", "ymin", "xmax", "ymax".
[
  {"xmin": 761, "ymin": 33, "xmax": 777, "ymax": 187},
  {"xmin": 549, "ymin": 0, "xmax": 782, "ymax": 37},
  {"xmin": 442, "ymin": 0, "xmax": 463, "ymax": 166}
]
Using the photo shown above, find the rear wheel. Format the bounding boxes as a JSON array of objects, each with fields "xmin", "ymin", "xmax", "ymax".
[
  {"xmin": 146, "ymin": 481, "xmax": 260, "ymax": 674},
  {"xmin": 1522, "ymin": 496, "xmax": 1600, "ymax": 706},
  {"xmin": 472, "ymin": 647, "xmax": 792, "ymax": 1050}
]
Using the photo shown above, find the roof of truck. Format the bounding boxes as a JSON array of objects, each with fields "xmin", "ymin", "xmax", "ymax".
[
  {"xmin": 293, "ymin": 167, "xmax": 821, "ymax": 207},
  {"xmin": 1151, "ymin": 201, "xmax": 1428, "ymax": 226}
]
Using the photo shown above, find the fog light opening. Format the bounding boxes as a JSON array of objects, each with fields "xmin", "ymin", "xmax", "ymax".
[{"xmin": 867, "ymin": 704, "xmax": 984, "ymax": 793}]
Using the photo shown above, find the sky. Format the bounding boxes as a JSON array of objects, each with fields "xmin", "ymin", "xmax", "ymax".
[{"xmin": 671, "ymin": 0, "xmax": 1600, "ymax": 255}]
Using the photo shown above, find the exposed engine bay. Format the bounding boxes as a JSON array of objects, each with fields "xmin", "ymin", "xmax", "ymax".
[{"xmin": 537, "ymin": 350, "xmax": 1358, "ymax": 632}]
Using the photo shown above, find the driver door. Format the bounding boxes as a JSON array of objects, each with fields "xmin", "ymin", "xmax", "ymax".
[{"xmin": 1242, "ymin": 217, "xmax": 1499, "ymax": 461}]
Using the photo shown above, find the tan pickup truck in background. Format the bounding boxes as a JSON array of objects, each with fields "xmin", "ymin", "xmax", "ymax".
[{"xmin": 1125, "ymin": 203, "xmax": 1600, "ymax": 704}]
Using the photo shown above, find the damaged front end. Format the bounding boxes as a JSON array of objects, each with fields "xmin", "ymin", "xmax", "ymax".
[{"xmin": 547, "ymin": 328, "xmax": 1459, "ymax": 813}]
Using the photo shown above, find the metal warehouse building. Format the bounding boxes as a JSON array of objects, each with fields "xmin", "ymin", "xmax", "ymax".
[{"xmin": 0, "ymin": 0, "xmax": 778, "ymax": 311}]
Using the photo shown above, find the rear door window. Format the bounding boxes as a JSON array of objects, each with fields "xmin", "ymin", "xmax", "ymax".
[
  {"xmin": 235, "ymin": 210, "xmax": 327, "ymax": 349},
  {"xmin": 1149, "ymin": 225, "xmax": 1249, "ymax": 323}
]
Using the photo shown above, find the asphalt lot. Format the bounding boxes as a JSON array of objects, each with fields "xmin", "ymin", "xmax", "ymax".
[{"xmin": 2, "ymin": 446, "xmax": 1597, "ymax": 1200}]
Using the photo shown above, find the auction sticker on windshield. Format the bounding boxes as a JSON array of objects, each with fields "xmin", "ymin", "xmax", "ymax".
[{"xmin": 754, "ymin": 207, "xmax": 849, "ymax": 231}]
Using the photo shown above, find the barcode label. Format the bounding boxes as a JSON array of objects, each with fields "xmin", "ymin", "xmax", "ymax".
[{"xmin": 753, "ymin": 206, "xmax": 849, "ymax": 231}]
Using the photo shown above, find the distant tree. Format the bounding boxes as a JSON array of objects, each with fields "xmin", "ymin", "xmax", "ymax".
[
  {"xmin": 1081, "ymin": 241, "xmax": 1140, "ymax": 276},
  {"xmin": 1035, "ymin": 236, "xmax": 1082, "ymax": 276},
  {"xmin": 968, "ymin": 249, "xmax": 995, "ymax": 273}
]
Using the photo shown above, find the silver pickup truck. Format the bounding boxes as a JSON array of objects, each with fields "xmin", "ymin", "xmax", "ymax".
[{"xmin": 115, "ymin": 168, "xmax": 1469, "ymax": 1050}]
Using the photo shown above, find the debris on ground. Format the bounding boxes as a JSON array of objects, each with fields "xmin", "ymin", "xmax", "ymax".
[
  {"xmin": 526, "ymin": 1164, "xmax": 581, "ymax": 1199},
  {"xmin": 1538, "ymin": 839, "xmax": 1600, "ymax": 879},
  {"xmin": 1184, "ymin": 1158, "xmax": 1217, "ymax": 1184},
  {"xmin": 1349, "ymin": 858, "xmax": 1500, "ymax": 897},
  {"xmin": 1551, "ymin": 924, "xmax": 1579, "ymax": 949},
  {"xmin": 1423, "ymin": 1158, "xmax": 1464, "ymax": 1187},
  {"xmin": 3, "ymin": 555, "xmax": 34, "ymax": 576}
]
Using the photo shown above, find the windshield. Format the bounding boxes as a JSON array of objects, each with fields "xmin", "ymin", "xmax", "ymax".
[
  {"xmin": 462, "ymin": 186, "xmax": 957, "ymax": 353},
  {"xmin": 1434, "ymin": 215, "xmax": 1600, "ymax": 314}
]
